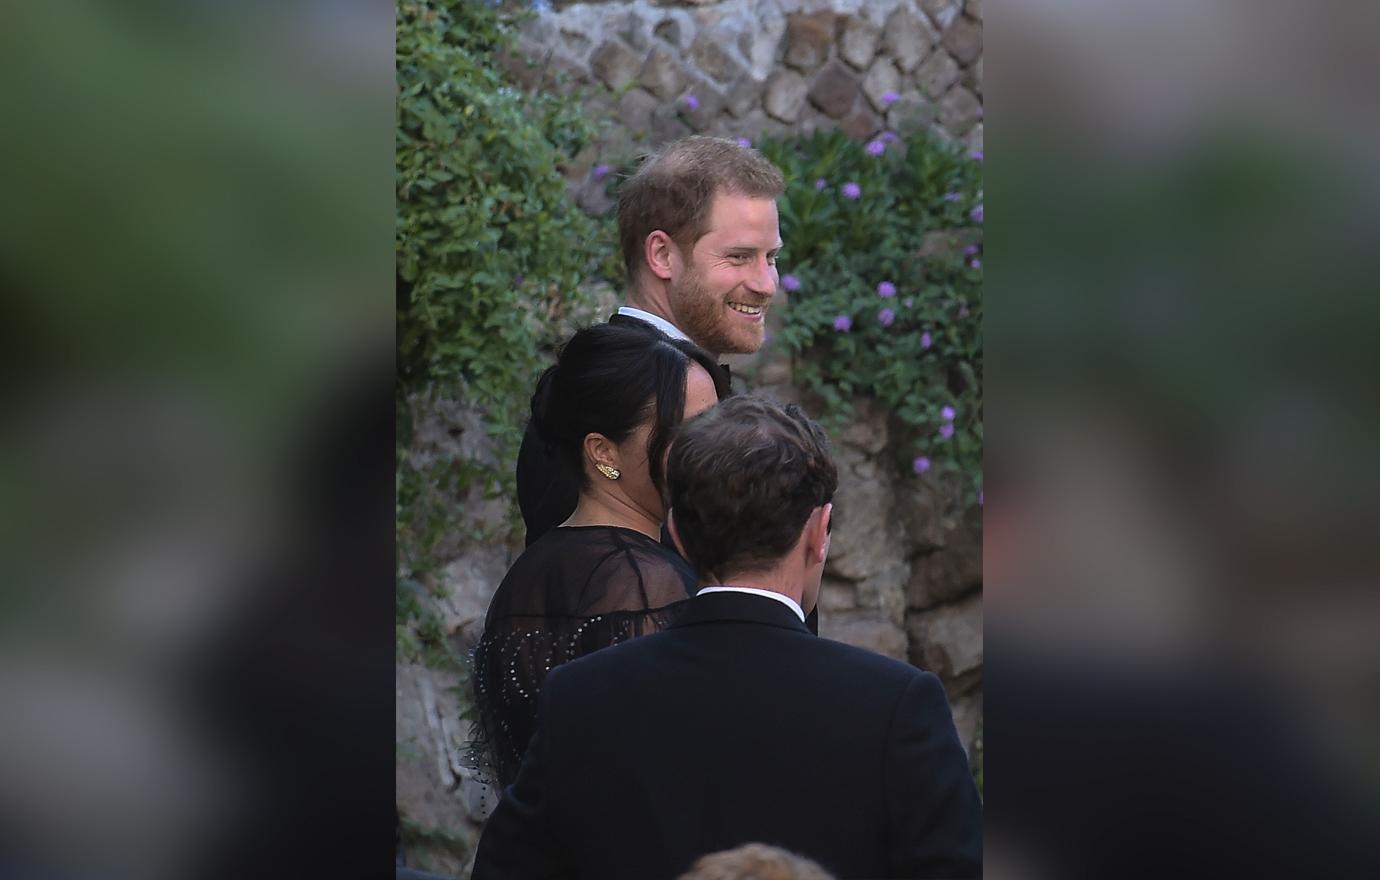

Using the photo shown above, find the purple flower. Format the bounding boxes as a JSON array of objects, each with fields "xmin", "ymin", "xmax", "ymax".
[
  {"xmin": 978, "ymin": 488, "xmax": 984, "ymax": 506},
  {"xmin": 833, "ymin": 314, "xmax": 852, "ymax": 332},
  {"xmin": 878, "ymin": 307, "xmax": 896, "ymax": 326},
  {"xmin": 903, "ymin": 297, "xmax": 914, "ymax": 308},
  {"xmin": 970, "ymin": 259, "xmax": 981, "ymax": 269},
  {"xmin": 736, "ymin": 137, "xmax": 752, "ymax": 148},
  {"xmin": 913, "ymin": 456, "xmax": 931, "ymax": 474},
  {"xmin": 943, "ymin": 191, "xmax": 961, "ymax": 202},
  {"xmin": 866, "ymin": 139, "xmax": 886, "ymax": 157},
  {"xmin": 881, "ymin": 91, "xmax": 900, "ymax": 106},
  {"xmin": 941, "ymin": 405, "xmax": 956, "ymax": 421},
  {"xmin": 977, "ymin": 106, "xmax": 985, "ymax": 119},
  {"xmin": 842, "ymin": 181, "xmax": 861, "ymax": 200},
  {"xmin": 920, "ymin": 331, "xmax": 932, "ymax": 350},
  {"xmin": 970, "ymin": 204, "xmax": 984, "ymax": 223},
  {"xmin": 513, "ymin": 274, "xmax": 525, "ymax": 287},
  {"xmin": 592, "ymin": 163, "xmax": 610, "ymax": 180},
  {"xmin": 881, "ymin": 130, "xmax": 899, "ymax": 143},
  {"xmin": 962, "ymin": 244, "xmax": 979, "ymax": 255},
  {"xmin": 781, "ymin": 274, "xmax": 801, "ymax": 292},
  {"xmin": 815, "ymin": 178, "xmax": 827, "ymax": 191},
  {"xmin": 939, "ymin": 423, "xmax": 955, "ymax": 439},
  {"xmin": 877, "ymin": 280, "xmax": 896, "ymax": 298},
  {"xmin": 970, "ymin": 149, "xmax": 984, "ymax": 162},
  {"xmin": 958, "ymin": 304, "xmax": 970, "ymax": 318},
  {"xmin": 682, "ymin": 94, "xmax": 700, "ymax": 110}
]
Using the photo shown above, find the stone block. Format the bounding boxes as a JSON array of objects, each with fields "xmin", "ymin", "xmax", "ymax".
[
  {"xmin": 883, "ymin": 8, "xmax": 938, "ymax": 73},
  {"xmin": 920, "ymin": 0, "xmax": 962, "ymax": 31},
  {"xmin": 839, "ymin": 16, "xmax": 882, "ymax": 71},
  {"xmin": 856, "ymin": 560, "xmax": 911, "ymax": 626},
  {"xmin": 907, "ymin": 537, "xmax": 981, "ymax": 610},
  {"xmin": 966, "ymin": 121, "xmax": 983, "ymax": 154},
  {"xmin": 807, "ymin": 62, "xmax": 860, "ymax": 119},
  {"xmin": 838, "ymin": 397, "xmax": 890, "ymax": 453},
  {"xmin": 639, "ymin": 45, "xmax": 688, "ymax": 101},
  {"xmin": 648, "ymin": 102, "xmax": 693, "ymax": 147},
  {"xmin": 820, "ymin": 611, "xmax": 909, "ymax": 661},
  {"xmin": 618, "ymin": 87, "xmax": 661, "ymax": 135},
  {"xmin": 841, "ymin": 103, "xmax": 884, "ymax": 141},
  {"xmin": 817, "ymin": 576, "xmax": 858, "ymax": 613},
  {"xmin": 826, "ymin": 464, "xmax": 904, "ymax": 581},
  {"xmin": 886, "ymin": 92, "xmax": 939, "ymax": 132},
  {"xmin": 654, "ymin": 17, "xmax": 687, "ymax": 49},
  {"xmin": 591, "ymin": 39, "xmax": 643, "ymax": 91},
  {"xmin": 906, "ymin": 592, "xmax": 983, "ymax": 680},
  {"xmin": 724, "ymin": 75, "xmax": 765, "ymax": 118},
  {"xmin": 915, "ymin": 50, "xmax": 960, "ymax": 99},
  {"xmin": 764, "ymin": 69, "xmax": 808, "ymax": 123},
  {"xmin": 968, "ymin": 0, "xmax": 984, "ymax": 23},
  {"xmin": 784, "ymin": 12, "xmax": 835, "ymax": 73},
  {"xmin": 949, "ymin": 690, "xmax": 982, "ymax": 759},
  {"xmin": 943, "ymin": 16, "xmax": 983, "ymax": 67},
  {"xmin": 726, "ymin": 107, "xmax": 771, "ymax": 144},
  {"xmin": 618, "ymin": 10, "xmax": 653, "ymax": 53},
  {"xmin": 939, "ymin": 85, "xmax": 981, "ymax": 135},
  {"xmin": 862, "ymin": 59, "xmax": 903, "ymax": 114},
  {"xmin": 690, "ymin": 30, "xmax": 747, "ymax": 84},
  {"xmin": 673, "ymin": 82, "xmax": 723, "ymax": 133}
]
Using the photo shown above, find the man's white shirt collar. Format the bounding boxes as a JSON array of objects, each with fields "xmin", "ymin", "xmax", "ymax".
[
  {"xmin": 696, "ymin": 586, "xmax": 806, "ymax": 623},
  {"xmin": 617, "ymin": 306, "xmax": 689, "ymax": 341}
]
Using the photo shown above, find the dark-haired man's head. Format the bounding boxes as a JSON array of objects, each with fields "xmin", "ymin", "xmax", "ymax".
[
  {"xmin": 532, "ymin": 322, "xmax": 728, "ymax": 528},
  {"xmin": 618, "ymin": 136, "xmax": 786, "ymax": 357},
  {"xmin": 667, "ymin": 394, "xmax": 838, "ymax": 612}
]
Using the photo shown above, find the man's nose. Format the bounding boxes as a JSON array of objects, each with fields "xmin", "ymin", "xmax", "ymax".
[{"xmin": 748, "ymin": 257, "xmax": 777, "ymax": 296}]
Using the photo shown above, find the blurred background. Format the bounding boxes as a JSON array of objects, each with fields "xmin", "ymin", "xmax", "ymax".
[
  {"xmin": 0, "ymin": 2, "xmax": 394, "ymax": 878},
  {"xmin": 984, "ymin": 0, "xmax": 1380, "ymax": 875}
]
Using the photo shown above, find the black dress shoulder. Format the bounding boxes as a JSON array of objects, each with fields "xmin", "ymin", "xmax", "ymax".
[{"xmin": 467, "ymin": 526, "xmax": 696, "ymax": 787}]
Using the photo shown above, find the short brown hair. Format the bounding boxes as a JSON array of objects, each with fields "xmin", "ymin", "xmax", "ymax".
[
  {"xmin": 668, "ymin": 394, "xmax": 837, "ymax": 580},
  {"xmin": 677, "ymin": 843, "xmax": 835, "ymax": 880},
  {"xmin": 617, "ymin": 136, "xmax": 786, "ymax": 280}
]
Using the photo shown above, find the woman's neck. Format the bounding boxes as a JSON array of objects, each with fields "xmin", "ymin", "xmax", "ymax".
[{"xmin": 562, "ymin": 492, "xmax": 661, "ymax": 541}]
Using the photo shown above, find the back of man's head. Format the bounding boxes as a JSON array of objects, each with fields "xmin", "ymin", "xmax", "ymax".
[
  {"xmin": 677, "ymin": 842, "xmax": 835, "ymax": 880},
  {"xmin": 668, "ymin": 394, "xmax": 837, "ymax": 581},
  {"xmin": 617, "ymin": 135, "xmax": 785, "ymax": 281}
]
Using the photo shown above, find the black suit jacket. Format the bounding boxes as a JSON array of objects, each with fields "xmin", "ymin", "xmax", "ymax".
[
  {"xmin": 472, "ymin": 592, "xmax": 982, "ymax": 880},
  {"xmin": 514, "ymin": 314, "xmax": 820, "ymax": 633}
]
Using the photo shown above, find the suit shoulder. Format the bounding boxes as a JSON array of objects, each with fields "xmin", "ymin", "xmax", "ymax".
[{"xmin": 815, "ymin": 636, "xmax": 939, "ymax": 687}]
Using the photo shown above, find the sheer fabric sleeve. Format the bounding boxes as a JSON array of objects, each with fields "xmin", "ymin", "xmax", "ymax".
[{"xmin": 465, "ymin": 532, "xmax": 695, "ymax": 788}]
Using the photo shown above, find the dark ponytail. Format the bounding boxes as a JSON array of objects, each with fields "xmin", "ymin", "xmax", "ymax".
[{"xmin": 531, "ymin": 322, "xmax": 728, "ymax": 494}]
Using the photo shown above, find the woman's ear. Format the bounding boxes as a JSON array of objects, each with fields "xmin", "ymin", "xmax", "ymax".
[
  {"xmin": 583, "ymin": 432, "xmax": 620, "ymax": 476},
  {"xmin": 644, "ymin": 230, "xmax": 677, "ymax": 282}
]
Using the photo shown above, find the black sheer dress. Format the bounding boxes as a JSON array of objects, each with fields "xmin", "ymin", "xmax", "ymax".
[{"xmin": 467, "ymin": 525, "xmax": 696, "ymax": 789}]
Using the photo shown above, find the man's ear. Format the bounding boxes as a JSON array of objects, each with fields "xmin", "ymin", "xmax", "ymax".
[
  {"xmin": 808, "ymin": 503, "xmax": 833, "ymax": 565},
  {"xmin": 644, "ymin": 230, "xmax": 677, "ymax": 282},
  {"xmin": 582, "ymin": 432, "xmax": 619, "ymax": 475},
  {"xmin": 666, "ymin": 509, "xmax": 688, "ymax": 559}
]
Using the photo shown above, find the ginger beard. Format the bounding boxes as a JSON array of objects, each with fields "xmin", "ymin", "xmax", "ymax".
[{"xmin": 668, "ymin": 258, "xmax": 769, "ymax": 356}]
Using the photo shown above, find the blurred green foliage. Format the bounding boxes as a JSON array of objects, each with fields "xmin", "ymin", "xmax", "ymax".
[{"xmin": 757, "ymin": 131, "xmax": 984, "ymax": 502}]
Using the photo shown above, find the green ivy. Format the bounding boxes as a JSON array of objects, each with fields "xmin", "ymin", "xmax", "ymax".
[
  {"xmin": 757, "ymin": 130, "xmax": 984, "ymax": 504},
  {"xmin": 396, "ymin": 0, "xmax": 615, "ymax": 575}
]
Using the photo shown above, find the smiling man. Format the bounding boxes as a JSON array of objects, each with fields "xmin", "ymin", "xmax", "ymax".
[
  {"xmin": 615, "ymin": 136, "xmax": 785, "ymax": 357},
  {"xmin": 518, "ymin": 136, "xmax": 788, "ymax": 548}
]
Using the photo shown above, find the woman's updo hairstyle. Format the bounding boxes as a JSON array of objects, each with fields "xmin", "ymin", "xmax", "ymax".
[{"xmin": 530, "ymin": 322, "xmax": 728, "ymax": 493}]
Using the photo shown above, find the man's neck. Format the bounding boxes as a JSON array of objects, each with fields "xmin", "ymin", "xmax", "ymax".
[{"xmin": 701, "ymin": 568, "xmax": 805, "ymax": 608}]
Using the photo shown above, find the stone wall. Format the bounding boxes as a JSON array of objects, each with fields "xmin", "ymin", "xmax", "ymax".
[
  {"xmin": 397, "ymin": 2, "xmax": 983, "ymax": 873},
  {"xmin": 503, "ymin": 0, "xmax": 982, "ymax": 211}
]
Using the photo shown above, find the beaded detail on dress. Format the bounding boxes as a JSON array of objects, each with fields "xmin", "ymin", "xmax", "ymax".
[{"xmin": 464, "ymin": 526, "xmax": 695, "ymax": 789}]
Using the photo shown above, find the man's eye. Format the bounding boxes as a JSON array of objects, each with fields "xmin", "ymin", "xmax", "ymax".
[{"xmin": 767, "ymin": 253, "xmax": 779, "ymax": 265}]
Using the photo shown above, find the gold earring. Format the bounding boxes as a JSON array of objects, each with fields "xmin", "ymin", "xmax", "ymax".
[{"xmin": 596, "ymin": 464, "xmax": 621, "ymax": 481}]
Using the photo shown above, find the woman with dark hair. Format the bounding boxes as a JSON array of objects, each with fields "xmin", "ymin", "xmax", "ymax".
[{"xmin": 467, "ymin": 321, "xmax": 729, "ymax": 789}]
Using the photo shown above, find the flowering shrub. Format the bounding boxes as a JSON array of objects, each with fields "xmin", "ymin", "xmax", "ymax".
[{"xmin": 756, "ymin": 129, "xmax": 983, "ymax": 503}]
